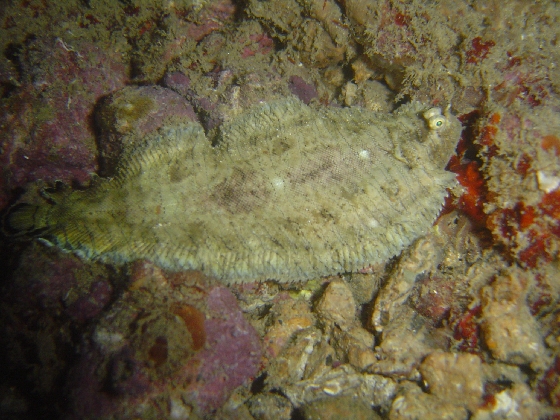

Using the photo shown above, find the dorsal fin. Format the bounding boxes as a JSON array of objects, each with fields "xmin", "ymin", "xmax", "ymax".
[
  {"xmin": 114, "ymin": 122, "xmax": 211, "ymax": 181},
  {"xmin": 216, "ymin": 97, "xmax": 313, "ymax": 150}
]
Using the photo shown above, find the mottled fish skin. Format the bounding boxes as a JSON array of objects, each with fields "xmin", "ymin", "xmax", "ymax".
[{"xmin": 5, "ymin": 98, "xmax": 462, "ymax": 283}]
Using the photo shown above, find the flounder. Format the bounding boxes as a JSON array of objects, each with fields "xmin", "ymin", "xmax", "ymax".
[{"xmin": 5, "ymin": 97, "xmax": 462, "ymax": 283}]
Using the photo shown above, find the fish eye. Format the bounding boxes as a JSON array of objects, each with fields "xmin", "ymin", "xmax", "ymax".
[
  {"xmin": 423, "ymin": 108, "xmax": 446, "ymax": 130},
  {"xmin": 428, "ymin": 116, "xmax": 446, "ymax": 130}
]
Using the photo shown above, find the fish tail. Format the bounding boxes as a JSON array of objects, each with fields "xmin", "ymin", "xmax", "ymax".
[{"xmin": 2, "ymin": 203, "xmax": 52, "ymax": 237}]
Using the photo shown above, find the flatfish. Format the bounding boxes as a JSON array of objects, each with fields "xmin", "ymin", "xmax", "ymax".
[{"xmin": 5, "ymin": 97, "xmax": 462, "ymax": 283}]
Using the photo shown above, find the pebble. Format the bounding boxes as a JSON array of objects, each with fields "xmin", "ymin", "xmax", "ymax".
[
  {"xmin": 316, "ymin": 280, "xmax": 357, "ymax": 327},
  {"xmin": 480, "ymin": 270, "xmax": 547, "ymax": 370},
  {"xmin": 419, "ymin": 351, "xmax": 483, "ymax": 412}
]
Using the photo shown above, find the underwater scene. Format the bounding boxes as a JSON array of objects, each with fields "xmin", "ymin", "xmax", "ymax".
[{"xmin": 0, "ymin": 0, "xmax": 559, "ymax": 418}]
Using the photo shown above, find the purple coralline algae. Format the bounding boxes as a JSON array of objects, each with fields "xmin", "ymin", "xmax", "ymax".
[
  {"xmin": 63, "ymin": 264, "xmax": 261, "ymax": 419},
  {"xmin": 0, "ymin": 37, "xmax": 128, "ymax": 208}
]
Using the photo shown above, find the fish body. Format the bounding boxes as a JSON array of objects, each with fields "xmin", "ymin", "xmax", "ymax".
[{"xmin": 5, "ymin": 98, "xmax": 462, "ymax": 283}]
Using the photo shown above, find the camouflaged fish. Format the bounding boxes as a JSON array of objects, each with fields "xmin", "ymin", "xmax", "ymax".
[{"xmin": 5, "ymin": 97, "xmax": 462, "ymax": 283}]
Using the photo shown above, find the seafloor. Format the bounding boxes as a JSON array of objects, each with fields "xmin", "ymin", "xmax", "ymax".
[{"xmin": 0, "ymin": 0, "xmax": 559, "ymax": 419}]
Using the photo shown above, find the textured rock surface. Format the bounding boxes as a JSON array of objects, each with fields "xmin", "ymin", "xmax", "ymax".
[
  {"xmin": 389, "ymin": 382, "xmax": 468, "ymax": 420},
  {"xmin": 316, "ymin": 280, "xmax": 357, "ymax": 326},
  {"xmin": 0, "ymin": 37, "xmax": 128, "ymax": 209},
  {"xmin": 303, "ymin": 394, "xmax": 382, "ymax": 420},
  {"xmin": 419, "ymin": 351, "xmax": 483, "ymax": 412},
  {"xmin": 480, "ymin": 271, "xmax": 547, "ymax": 370},
  {"xmin": 64, "ymin": 264, "xmax": 262, "ymax": 418}
]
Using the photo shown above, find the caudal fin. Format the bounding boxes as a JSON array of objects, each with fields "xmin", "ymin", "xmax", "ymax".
[{"xmin": 3, "ymin": 203, "xmax": 51, "ymax": 237}]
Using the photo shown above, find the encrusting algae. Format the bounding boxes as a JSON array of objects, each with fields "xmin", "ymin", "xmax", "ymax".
[{"xmin": 4, "ymin": 97, "xmax": 462, "ymax": 283}]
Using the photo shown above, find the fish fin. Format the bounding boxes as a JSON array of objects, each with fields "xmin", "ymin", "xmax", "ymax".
[
  {"xmin": 39, "ymin": 185, "xmax": 69, "ymax": 205},
  {"xmin": 114, "ymin": 122, "xmax": 210, "ymax": 181},
  {"xmin": 216, "ymin": 97, "xmax": 310, "ymax": 150},
  {"xmin": 3, "ymin": 203, "xmax": 51, "ymax": 237}
]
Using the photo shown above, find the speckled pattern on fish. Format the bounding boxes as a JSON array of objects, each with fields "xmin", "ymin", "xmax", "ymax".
[{"xmin": 6, "ymin": 97, "xmax": 462, "ymax": 283}]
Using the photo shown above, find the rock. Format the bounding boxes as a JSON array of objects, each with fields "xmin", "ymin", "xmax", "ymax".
[
  {"xmin": 371, "ymin": 233, "xmax": 446, "ymax": 333},
  {"xmin": 369, "ymin": 305, "xmax": 438, "ymax": 377},
  {"xmin": 333, "ymin": 326, "xmax": 376, "ymax": 371},
  {"xmin": 419, "ymin": 351, "xmax": 483, "ymax": 412},
  {"xmin": 480, "ymin": 270, "xmax": 547, "ymax": 370},
  {"xmin": 302, "ymin": 394, "xmax": 381, "ymax": 420},
  {"xmin": 316, "ymin": 280, "xmax": 357, "ymax": 327},
  {"xmin": 471, "ymin": 383, "xmax": 545, "ymax": 420},
  {"xmin": 0, "ymin": 38, "xmax": 128, "ymax": 209},
  {"xmin": 288, "ymin": 75, "xmax": 318, "ymax": 104},
  {"xmin": 247, "ymin": 393, "xmax": 292, "ymax": 420},
  {"xmin": 266, "ymin": 328, "xmax": 323, "ymax": 388},
  {"xmin": 263, "ymin": 298, "xmax": 316, "ymax": 360},
  {"xmin": 95, "ymin": 85, "xmax": 198, "ymax": 176},
  {"xmin": 389, "ymin": 382, "xmax": 468, "ymax": 420},
  {"xmin": 65, "ymin": 265, "xmax": 262, "ymax": 418}
]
